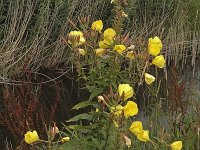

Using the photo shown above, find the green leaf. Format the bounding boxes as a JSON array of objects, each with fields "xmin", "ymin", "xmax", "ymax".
[
  {"xmin": 67, "ymin": 113, "xmax": 93, "ymax": 122},
  {"xmin": 72, "ymin": 100, "xmax": 97, "ymax": 110},
  {"xmin": 89, "ymin": 88, "xmax": 103, "ymax": 100}
]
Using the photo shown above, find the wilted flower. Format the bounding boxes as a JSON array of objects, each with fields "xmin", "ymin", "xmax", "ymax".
[
  {"xmin": 152, "ymin": 55, "xmax": 165, "ymax": 68},
  {"xmin": 123, "ymin": 101, "xmax": 138, "ymax": 118},
  {"xmin": 114, "ymin": 45, "xmax": 126, "ymax": 54},
  {"xmin": 91, "ymin": 20, "xmax": 103, "ymax": 33},
  {"xmin": 144, "ymin": 73, "xmax": 155, "ymax": 85},
  {"xmin": 68, "ymin": 31, "xmax": 86, "ymax": 46},
  {"xmin": 123, "ymin": 135, "xmax": 132, "ymax": 148},
  {"xmin": 126, "ymin": 51, "xmax": 135, "ymax": 59},
  {"xmin": 97, "ymin": 96, "xmax": 105, "ymax": 102},
  {"xmin": 118, "ymin": 84, "xmax": 134, "ymax": 100},
  {"xmin": 111, "ymin": 105, "xmax": 124, "ymax": 117},
  {"xmin": 129, "ymin": 121, "xmax": 143, "ymax": 135},
  {"xmin": 137, "ymin": 130, "xmax": 150, "ymax": 142},
  {"xmin": 148, "ymin": 36, "xmax": 162, "ymax": 56},
  {"xmin": 51, "ymin": 126, "xmax": 59, "ymax": 139},
  {"xmin": 78, "ymin": 48, "xmax": 86, "ymax": 56},
  {"xmin": 170, "ymin": 141, "xmax": 183, "ymax": 150},
  {"xmin": 95, "ymin": 48, "xmax": 106, "ymax": 56},
  {"xmin": 24, "ymin": 130, "xmax": 40, "ymax": 144},
  {"xmin": 61, "ymin": 137, "xmax": 70, "ymax": 143}
]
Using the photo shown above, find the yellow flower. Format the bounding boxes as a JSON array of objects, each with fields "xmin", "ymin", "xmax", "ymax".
[
  {"xmin": 24, "ymin": 130, "xmax": 40, "ymax": 144},
  {"xmin": 129, "ymin": 121, "xmax": 143, "ymax": 135},
  {"xmin": 144, "ymin": 73, "xmax": 155, "ymax": 85},
  {"xmin": 137, "ymin": 130, "xmax": 150, "ymax": 142},
  {"xmin": 91, "ymin": 20, "xmax": 103, "ymax": 33},
  {"xmin": 78, "ymin": 48, "xmax": 86, "ymax": 56},
  {"xmin": 95, "ymin": 48, "xmax": 106, "ymax": 56},
  {"xmin": 99, "ymin": 38, "xmax": 114, "ymax": 49},
  {"xmin": 126, "ymin": 51, "xmax": 135, "ymax": 59},
  {"xmin": 148, "ymin": 36, "xmax": 162, "ymax": 56},
  {"xmin": 152, "ymin": 55, "xmax": 165, "ymax": 68},
  {"xmin": 124, "ymin": 101, "xmax": 138, "ymax": 118},
  {"xmin": 111, "ymin": 105, "xmax": 124, "ymax": 117},
  {"xmin": 118, "ymin": 84, "xmax": 134, "ymax": 100},
  {"xmin": 68, "ymin": 31, "xmax": 86, "ymax": 46},
  {"xmin": 170, "ymin": 141, "xmax": 183, "ymax": 150},
  {"xmin": 103, "ymin": 28, "xmax": 116, "ymax": 40},
  {"xmin": 114, "ymin": 45, "xmax": 126, "ymax": 54},
  {"xmin": 61, "ymin": 137, "xmax": 70, "ymax": 143}
]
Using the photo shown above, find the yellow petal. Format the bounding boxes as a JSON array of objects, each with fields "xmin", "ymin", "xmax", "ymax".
[
  {"xmin": 95, "ymin": 48, "xmax": 106, "ymax": 56},
  {"xmin": 24, "ymin": 130, "xmax": 40, "ymax": 144},
  {"xmin": 137, "ymin": 130, "xmax": 150, "ymax": 142},
  {"xmin": 91, "ymin": 20, "xmax": 103, "ymax": 33},
  {"xmin": 129, "ymin": 121, "xmax": 143, "ymax": 135},
  {"xmin": 144, "ymin": 73, "xmax": 155, "ymax": 85},
  {"xmin": 61, "ymin": 137, "xmax": 70, "ymax": 143},
  {"xmin": 118, "ymin": 84, "xmax": 134, "ymax": 100},
  {"xmin": 68, "ymin": 31, "xmax": 86, "ymax": 46},
  {"xmin": 111, "ymin": 105, "xmax": 124, "ymax": 117},
  {"xmin": 114, "ymin": 45, "xmax": 126, "ymax": 55},
  {"xmin": 152, "ymin": 55, "xmax": 165, "ymax": 68},
  {"xmin": 148, "ymin": 36, "xmax": 162, "ymax": 56},
  {"xmin": 124, "ymin": 101, "xmax": 138, "ymax": 118},
  {"xmin": 103, "ymin": 28, "xmax": 116, "ymax": 39},
  {"xmin": 170, "ymin": 141, "xmax": 183, "ymax": 150},
  {"xmin": 126, "ymin": 51, "xmax": 135, "ymax": 59},
  {"xmin": 78, "ymin": 48, "xmax": 86, "ymax": 56}
]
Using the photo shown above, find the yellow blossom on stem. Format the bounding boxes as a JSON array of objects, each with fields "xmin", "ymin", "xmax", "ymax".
[
  {"xmin": 114, "ymin": 45, "xmax": 126, "ymax": 55},
  {"xmin": 148, "ymin": 36, "xmax": 162, "ymax": 56},
  {"xmin": 99, "ymin": 38, "xmax": 114, "ymax": 49},
  {"xmin": 123, "ymin": 101, "xmax": 138, "ymax": 118},
  {"xmin": 170, "ymin": 141, "xmax": 183, "ymax": 150},
  {"xmin": 137, "ymin": 130, "xmax": 150, "ymax": 142},
  {"xmin": 68, "ymin": 31, "xmax": 86, "ymax": 46},
  {"xmin": 144, "ymin": 73, "xmax": 155, "ymax": 85},
  {"xmin": 103, "ymin": 28, "xmax": 116, "ymax": 40},
  {"xmin": 152, "ymin": 55, "xmax": 165, "ymax": 68},
  {"xmin": 95, "ymin": 48, "xmax": 106, "ymax": 56},
  {"xmin": 78, "ymin": 48, "xmax": 86, "ymax": 56},
  {"xmin": 91, "ymin": 20, "xmax": 103, "ymax": 33},
  {"xmin": 129, "ymin": 121, "xmax": 143, "ymax": 135},
  {"xmin": 111, "ymin": 105, "xmax": 124, "ymax": 117},
  {"xmin": 126, "ymin": 51, "xmax": 135, "ymax": 59},
  {"xmin": 24, "ymin": 130, "xmax": 40, "ymax": 144},
  {"xmin": 118, "ymin": 84, "xmax": 134, "ymax": 100},
  {"xmin": 61, "ymin": 137, "xmax": 70, "ymax": 143}
]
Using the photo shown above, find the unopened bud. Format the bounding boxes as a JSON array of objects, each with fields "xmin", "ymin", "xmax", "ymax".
[{"xmin": 124, "ymin": 135, "xmax": 131, "ymax": 148}]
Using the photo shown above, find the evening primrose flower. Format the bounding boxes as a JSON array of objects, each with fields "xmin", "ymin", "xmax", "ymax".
[
  {"xmin": 114, "ymin": 45, "xmax": 126, "ymax": 54},
  {"xmin": 144, "ymin": 73, "xmax": 155, "ymax": 85},
  {"xmin": 95, "ymin": 48, "xmax": 106, "ymax": 56},
  {"xmin": 24, "ymin": 130, "xmax": 40, "ymax": 144},
  {"xmin": 118, "ymin": 84, "xmax": 134, "ymax": 100},
  {"xmin": 99, "ymin": 38, "xmax": 114, "ymax": 49},
  {"xmin": 129, "ymin": 121, "xmax": 143, "ymax": 135},
  {"xmin": 137, "ymin": 130, "xmax": 150, "ymax": 142},
  {"xmin": 61, "ymin": 137, "xmax": 70, "ymax": 143},
  {"xmin": 78, "ymin": 48, "xmax": 86, "ymax": 56},
  {"xmin": 170, "ymin": 141, "xmax": 183, "ymax": 150},
  {"xmin": 123, "ymin": 101, "xmax": 138, "ymax": 118},
  {"xmin": 68, "ymin": 31, "xmax": 86, "ymax": 46},
  {"xmin": 126, "ymin": 51, "xmax": 135, "ymax": 59},
  {"xmin": 111, "ymin": 105, "xmax": 124, "ymax": 117},
  {"xmin": 91, "ymin": 20, "xmax": 103, "ymax": 33},
  {"xmin": 103, "ymin": 28, "xmax": 116, "ymax": 39},
  {"xmin": 152, "ymin": 55, "xmax": 165, "ymax": 68},
  {"xmin": 148, "ymin": 36, "xmax": 162, "ymax": 56}
]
